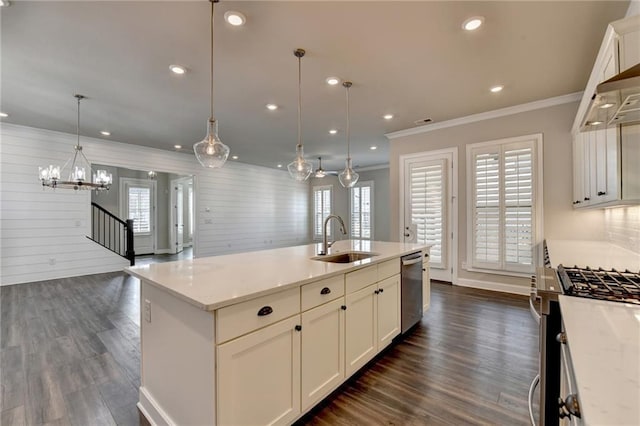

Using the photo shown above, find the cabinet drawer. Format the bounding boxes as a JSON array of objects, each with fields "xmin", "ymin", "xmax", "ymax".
[
  {"xmin": 301, "ymin": 275, "xmax": 344, "ymax": 311},
  {"xmin": 378, "ymin": 258, "xmax": 400, "ymax": 281},
  {"xmin": 216, "ymin": 287, "xmax": 300, "ymax": 344},
  {"xmin": 345, "ymin": 265, "xmax": 378, "ymax": 294}
]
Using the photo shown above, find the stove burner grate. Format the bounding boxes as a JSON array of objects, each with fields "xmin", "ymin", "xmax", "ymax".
[{"xmin": 557, "ymin": 265, "xmax": 640, "ymax": 305}]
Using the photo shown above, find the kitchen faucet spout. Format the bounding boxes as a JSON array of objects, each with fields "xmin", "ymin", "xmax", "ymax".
[{"xmin": 320, "ymin": 215, "xmax": 347, "ymax": 255}]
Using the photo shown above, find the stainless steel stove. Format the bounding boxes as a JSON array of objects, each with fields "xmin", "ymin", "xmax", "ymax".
[{"xmin": 532, "ymin": 264, "xmax": 640, "ymax": 425}]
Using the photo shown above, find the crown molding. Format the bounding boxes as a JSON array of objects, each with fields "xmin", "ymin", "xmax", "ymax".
[
  {"xmin": 386, "ymin": 92, "xmax": 582, "ymax": 140},
  {"xmin": 355, "ymin": 164, "xmax": 389, "ymax": 172}
]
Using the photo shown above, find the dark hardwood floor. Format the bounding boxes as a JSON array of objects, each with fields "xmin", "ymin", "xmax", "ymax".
[{"xmin": 1, "ymin": 274, "xmax": 539, "ymax": 426}]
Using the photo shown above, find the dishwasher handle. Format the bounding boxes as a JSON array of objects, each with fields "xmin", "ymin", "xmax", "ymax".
[{"xmin": 402, "ymin": 256, "xmax": 422, "ymax": 266}]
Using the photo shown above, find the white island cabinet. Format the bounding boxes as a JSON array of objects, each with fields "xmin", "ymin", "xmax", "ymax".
[{"xmin": 126, "ymin": 240, "xmax": 429, "ymax": 426}]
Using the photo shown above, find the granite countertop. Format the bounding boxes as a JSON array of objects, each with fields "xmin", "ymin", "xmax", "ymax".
[
  {"xmin": 559, "ymin": 295, "xmax": 640, "ymax": 425},
  {"xmin": 546, "ymin": 239, "xmax": 639, "ymax": 271},
  {"xmin": 125, "ymin": 240, "xmax": 428, "ymax": 311}
]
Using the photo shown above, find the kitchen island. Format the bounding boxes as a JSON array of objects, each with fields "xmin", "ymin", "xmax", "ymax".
[{"xmin": 126, "ymin": 240, "xmax": 429, "ymax": 426}]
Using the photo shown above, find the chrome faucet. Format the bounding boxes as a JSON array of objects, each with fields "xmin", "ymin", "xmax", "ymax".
[{"xmin": 319, "ymin": 215, "xmax": 347, "ymax": 255}]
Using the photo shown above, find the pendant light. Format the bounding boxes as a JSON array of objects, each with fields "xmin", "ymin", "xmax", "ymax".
[
  {"xmin": 338, "ymin": 81, "xmax": 359, "ymax": 188},
  {"xmin": 193, "ymin": 0, "xmax": 230, "ymax": 168},
  {"xmin": 314, "ymin": 157, "xmax": 326, "ymax": 178},
  {"xmin": 38, "ymin": 94, "xmax": 112, "ymax": 191},
  {"xmin": 287, "ymin": 48, "xmax": 313, "ymax": 181}
]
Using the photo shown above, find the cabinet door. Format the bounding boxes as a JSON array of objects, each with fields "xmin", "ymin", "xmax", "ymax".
[
  {"xmin": 572, "ymin": 135, "xmax": 584, "ymax": 207},
  {"xmin": 301, "ymin": 298, "xmax": 345, "ymax": 411},
  {"xmin": 345, "ymin": 283, "xmax": 377, "ymax": 376},
  {"xmin": 217, "ymin": 316, "xmax": 301, "ymax": 426},
  {"xmin": 422, "ymin": 263, "xmax": 431, "ymax": 313},
  {"xmin": 377, "ymin": 275, "xmax": 401, "ymax": 349}
]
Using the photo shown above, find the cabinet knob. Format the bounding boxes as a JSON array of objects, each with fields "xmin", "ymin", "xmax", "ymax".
[
  {"xmin": 341, "ymin": 305, "xmax": 347, "ymax": 310},
  {"xmin": 257, "ymin": 306, "xmax": 273, "ymax": 316},
  {"xmin": 295, "ymin": 325, "xmax": 302, "ymax": 332},
  {"xmin": 597, "ymin": 191, "xmax": 606, "ymax": 196},
  {"xmin": 404, "ymin": 233, "xmax": 410, "ymax": 237},
  {"xmin": 573, "ymin": 200, "xmax": 581, "ymax": 205},
  {"xmin": 320, "ymin": 287, "xmax": 331, "ymax": 295},
  {"xmin": 584, "ymin": 197, "xmax": 590, "ymax": 201},
  {"xmin": 422, "ymin": 268, "xmax": 426, "ymax": 272},
  {"xmin": 374, "ymin": 290, "xmax": 379, "ymax": 295},
  {"xmin": 556, "ymin": 332, "xmax": 567, "ymax": 344},
  {"xmin": 378, "ymin": 288, "xmax": 384, "ymax": 294}
]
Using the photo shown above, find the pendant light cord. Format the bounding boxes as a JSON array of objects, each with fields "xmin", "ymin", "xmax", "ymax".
[
  {"xmin": 210, "ymin": 0, "xmax": 216, "ymax": 120},
  {"xmin": 76, "ymin": 95, "xmax": 81, "ymax": 148},
  {"xmin": 345, "ymin": 82, "xmax": 351, "ymax": 160},
  {"xmin": 297, "ymin": 53, "xmax": 302, "ymax": 149}
]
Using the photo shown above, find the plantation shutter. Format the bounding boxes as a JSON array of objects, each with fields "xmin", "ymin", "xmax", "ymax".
[
  {"xmin": 350, "ymin": 182, "xmax": 373, "ymax": 240},
  {"xmin": 128, "ymin": 186, "xmax": 151, "ymax": 234},
  {"xmin": 473, "ymin": 150, "xmax": 501, "ymax": 268},
  {"xmin": 313, "ymin": 186, "xmax": 332, "ymax": 240},
  {"xmin": 470, "ymin": 139, "xmax": 536, "ymax": 273},
  {"xmin": 504, "ymin": 146, "xmax": 533, "ymax": 268},
  {"xmin": 409, "ymin": 161, "xmax": 445, "ymax": 269}
]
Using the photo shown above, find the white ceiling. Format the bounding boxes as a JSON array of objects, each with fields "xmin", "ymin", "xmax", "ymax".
[{"xmin": 0, "ymin": 1, "xmax": 629, "ymax": 172}]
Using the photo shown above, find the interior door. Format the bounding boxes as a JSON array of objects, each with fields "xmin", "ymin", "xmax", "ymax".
[{"xmin": 402, "ymin": 151, "xmax": 455, "ymax": 282}]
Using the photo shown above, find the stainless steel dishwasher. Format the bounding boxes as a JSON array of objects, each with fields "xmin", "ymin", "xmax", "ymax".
[{"xmin": 401, "ymin": 251, "xmax": 423, "ymax": 333}]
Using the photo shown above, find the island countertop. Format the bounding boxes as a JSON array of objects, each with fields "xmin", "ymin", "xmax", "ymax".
[{"xmin": 125, "ymin": 240, "xmax": 428, "ymax": 311}]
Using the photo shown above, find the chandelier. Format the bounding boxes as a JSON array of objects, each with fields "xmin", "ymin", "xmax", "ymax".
[{"xmin": 38, "ymin": 94, "xmax": 112, "ymax": 191}]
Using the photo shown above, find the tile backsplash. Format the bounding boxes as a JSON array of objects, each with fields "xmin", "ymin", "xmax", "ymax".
[{"xmin": 605, "ymin": 206, "xmax": 640, "ymax": 254}]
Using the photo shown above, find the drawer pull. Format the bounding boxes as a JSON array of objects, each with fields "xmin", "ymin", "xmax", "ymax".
[
  {"xmin": 374, "ymin": 290, "xmax": 379, "ymax": 295},
  {"xmin": 597, "ymin": 191, "xmax": 606, "ymax": 196},
  {"xmin": 295, "ymin": 325, "xmax": 302, "ymax": 332},
  {"xmin": 257, "ymin": 306, "xmax": 273, "ymax": 317},
  {"xmin": 341, "ymin": 305, "xmax": 347, "ymax": 310},
  {"xmin": 320, "ymin": 287, "xmax": 331, "ymax": 295},
  {"xmin": 378, "ymin": 288, "xmax": 384, "ymax": 294}
]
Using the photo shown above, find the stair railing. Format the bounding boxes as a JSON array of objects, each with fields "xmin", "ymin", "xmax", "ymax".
[{"xmin": 88, "ymin": 202, "xmax": 135, "ymax": 265}]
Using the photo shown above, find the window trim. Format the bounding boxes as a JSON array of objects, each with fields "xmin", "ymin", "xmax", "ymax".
[
  {"xmin": 465, "ymin": 133, "xmax": 544, "ymax": 276},
  {"xmin": 350, "ymin": 180, "xmax": 374, "ymax": 240},
  {"xmin": 312, "ymin": 185, "xmax": 333, "ymax": 241},
  {"xmin": 119, "ymin": 178, "xmax": 156, "ymax": 239}
]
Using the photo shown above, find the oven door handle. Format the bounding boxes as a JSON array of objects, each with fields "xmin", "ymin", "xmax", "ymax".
[
  {"xmin": 529, "ymin": 296, "xmax": 541, "ymax": 325},
  {"xmin": 528, "ymin": 374, "xmax": 540, "ymax": 426}
]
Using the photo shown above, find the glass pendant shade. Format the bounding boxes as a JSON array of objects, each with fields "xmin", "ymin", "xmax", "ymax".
[
  {"xmin": 194, "ymin": 119, "xmax": 230, "ymax": 168},
  {"xmin": 288, "ymin": 144, "xmax": 313, "ymax": 181},
  {"xmin": 338, "ymin": 157, "xmax": 359, "ymax": 188}
]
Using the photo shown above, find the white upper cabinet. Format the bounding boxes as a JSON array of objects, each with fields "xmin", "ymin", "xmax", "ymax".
[{"xmin": 572, "ymin": 15, "xmax": 640, "ymax": 209}]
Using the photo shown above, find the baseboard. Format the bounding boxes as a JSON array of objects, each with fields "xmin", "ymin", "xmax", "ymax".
[
  {"xmin": 153, "ymin": 249, "xmax": 173, "ymax": 255},
  {"xmin": 138, "ymin": 387, "xmax": 174, "ymax": 426},
  {"xmin": 456, "ymin": 278, "xmax": 530, "ymax": 296}
]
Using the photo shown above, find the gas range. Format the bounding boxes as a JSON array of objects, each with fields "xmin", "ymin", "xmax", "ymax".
[{"xmin": 557, "ymin": 265, "xmax": 640, "ymax": 305}]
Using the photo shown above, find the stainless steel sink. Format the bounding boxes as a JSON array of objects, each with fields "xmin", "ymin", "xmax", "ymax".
[{"xmin": 311, "ymin": 251, "xmax": 378, "ymax": 263}]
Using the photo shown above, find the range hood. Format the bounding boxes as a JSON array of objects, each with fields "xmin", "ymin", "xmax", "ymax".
[{"xmin": 580, "ymin": 62, "xmax": 640, "ymax": 132}]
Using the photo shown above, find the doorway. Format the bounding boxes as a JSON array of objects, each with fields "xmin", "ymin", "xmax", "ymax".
[
  {"xmin": 400, "ymin": 148, "xmax": 458, "ymax": 283},
  {"xmin": 170, "ymin": 176, "xmax": 194, "ymax": 254}
]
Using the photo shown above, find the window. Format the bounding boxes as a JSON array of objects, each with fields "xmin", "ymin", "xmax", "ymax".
[
  {"xmin": 128, "ymin": 186, "xmax": 151, "ymax": 234},
  {"xmin": 467, "ymin": 134, "xmax": 542, "ymax": 274},
  {"xmin": 313, "ymin": 185, "xmax": 332, "ymax": 240},
  {"xmin": 350, "ymin": 181, "xmax": 373, "ymax": 240}
]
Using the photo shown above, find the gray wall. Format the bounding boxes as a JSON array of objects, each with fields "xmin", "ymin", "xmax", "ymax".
[{"xmin": 309, "ymin": 167, "xmax": 390, "ymax": 242}]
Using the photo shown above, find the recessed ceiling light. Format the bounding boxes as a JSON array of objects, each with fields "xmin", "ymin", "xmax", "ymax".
[
  {"xmin": 170, "ymin": 65, "xmax": 186, "ymax": 75},
  {"xmin": 231, "ymin": 155, "xmax": 239, "ymax": 160},
  {"xmin": 266, "ymin": 104, "xmax": 278, "ymax": 111},
  {"xmin": 490, "ymin": 85, "xmax": 504, "ymax": 93},
  {"xmin": 0, "ymin": 112, "xmax": 8, "ymax": 118},
  {"xmin": 462, "ymin": 16, "xmax": 484, "ymax": 31},
  {"xmin": 599, "ymin": 103, "xmax": 615, "ymax": 109},
  {"xmin": 326, "ymin": 77, "xmax": 340, "ymax": 86},
  {"xmin": 0, "ymin": 1, "xmax": 11, "ymax": 7},
  {"xmin": 174, "ymin": 144, "xmax": 182, "ymax": 149},
  {"xmin": 277, "ymin": 164, "xmax": 283, "ymax": 168},
  {"xmin": 224, "ymin": 11, "xmax": 246, "ymax": 26},
  {"xmin": 588, "ymin": 121, "xmax": 603, "ymax": 126},
  {"xmin": 100, "ymin": 131, "xmax": 111, "ymax": 136},
  {"xmin": 370, "ymin": 146, "xmax": 377, "ymax": 150},
  {"xmin": 329, "ymin": 129, "xmax": 338, "ymax": 135},
  {"xmin": 383, "ymin": 114, "xmax": 394, "ymax": 120}
]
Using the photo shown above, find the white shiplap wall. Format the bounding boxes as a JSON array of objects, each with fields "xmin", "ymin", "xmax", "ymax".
[{"xmin": 0, "ymin": 124, "xmax": 310, "ymax": 286}]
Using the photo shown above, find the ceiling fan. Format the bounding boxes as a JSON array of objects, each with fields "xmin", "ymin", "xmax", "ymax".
[{"xmin": 314, "ymin": 157, "xmax": 339, "ymax": 178}]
